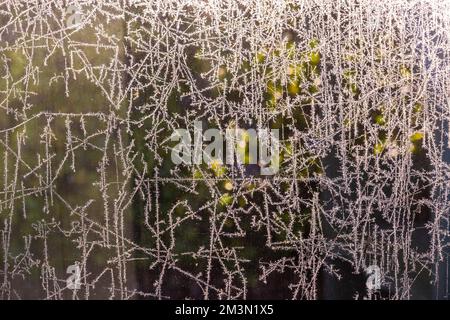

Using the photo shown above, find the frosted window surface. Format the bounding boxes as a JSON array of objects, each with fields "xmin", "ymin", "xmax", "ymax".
[{"xmin": 1, "ymin": 0, "xmax": 450, "ymax": 300}]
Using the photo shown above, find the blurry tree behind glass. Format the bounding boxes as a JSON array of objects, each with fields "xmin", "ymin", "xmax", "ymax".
[{"xmin": 0, "ymin": 0, "xmax": 450, "ymax": 300}]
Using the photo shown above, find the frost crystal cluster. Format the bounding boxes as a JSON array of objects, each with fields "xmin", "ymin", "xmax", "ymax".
[{"xmin": 0, "ymin": 0, "xmax": 450, "ymax": 300}]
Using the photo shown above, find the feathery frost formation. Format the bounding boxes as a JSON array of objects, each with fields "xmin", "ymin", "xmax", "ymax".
[{"xmin": 0, "ymin": 0, "xmax": 450, "ymax": 299}]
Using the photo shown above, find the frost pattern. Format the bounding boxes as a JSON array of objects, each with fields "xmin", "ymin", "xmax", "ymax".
[{"xmin": 1, "ymin": 0, "xmax": 450, "ymax": 300}]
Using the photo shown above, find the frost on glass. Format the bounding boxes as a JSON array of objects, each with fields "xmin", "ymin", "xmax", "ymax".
[{"xmin": 0, "ymin": 0, "xmax": 450, "ymax": 300}]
